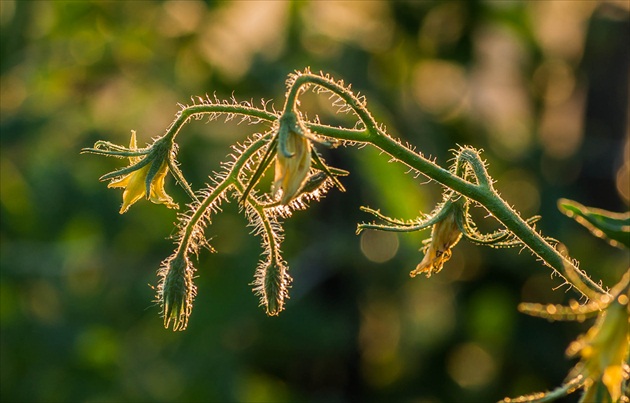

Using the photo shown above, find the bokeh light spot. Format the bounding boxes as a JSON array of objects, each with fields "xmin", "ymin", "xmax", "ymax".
[
  {"xmin": 360, "ymin": 230, "xmax": 399, "ymax": 263},
  {"xmin": 447, "ymin": 342, "xmax": 497, "ymax": 389},
  {"xmin": 412, "ymin": 60, "xmax": 468, "ymax": 118}
]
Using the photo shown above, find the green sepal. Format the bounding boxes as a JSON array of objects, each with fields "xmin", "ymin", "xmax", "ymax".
[
  {"xmin": 143, "ymin": 141, "xmax": 170, "ymax": 196},
  {"xmin": 144, "ymin": 158, "xmax": 163, "ymax": 197},
  {"xmin": 80, "ymin": 147, "xmax": 148, "ymax": 158},
  {"xmin": 167, "ymin": 158, "xmax": 198, "ymax": 202},
  {"xmin": 296, "ymin": 172, "xmax": 328, "ymax": 195},
  {"xmin": 458, "ymin": 213, "xmax": 540, "ymax": 247},
  {"xmin": 98, "ymin": 155, "xmax": 152, "ymax": 181},
  {"xmin": 310, "ymin": 149, "xmax": 348, "ymax": 192},
  {"xmin": 278, "ymin": 114, "xmax": 295, "ymax": 158},
  {"xmin": 81, "ymin": 139, "xmax": 151, "ymax": 156},
  {"xmin": 357, "ymin": 200, "xmax": 456, "ymax": 234},
  {"xmin": 558, "ymin": 198, "xmax": 630, "ymax": 249}
]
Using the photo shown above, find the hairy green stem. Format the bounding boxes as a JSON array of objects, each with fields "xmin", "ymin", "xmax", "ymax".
[
  {"xmin": 284, "ymin": 73, "xmax": 606, "ymax": 298},
  {"xmin": 164, "ymin": 104, "xmax": 277, "ymax": 142},
  {"xmin": 368, "ymin": 120, "xmax": 606, "ymax": 297},
  {"xmin": 161, "ymin": 74, "xmax": 607, "ymax": 298},
  {"xmin": 163, "ymin": 101, "xmax": 362, "ymax": 261},
  {"xmin": 175, "ymin": 179, "xmax": 230, "ymax": 260},
  {"xmin": 285, "ymin": 73, "xmax": 378, "ymax": 134},
  {"xmin": 283, "ymin": 73, "xmax": 477, "ymax": 192},
  {"xmin": 175, "ymin": 134, "xmax": 271, "ymax": 258},
  {"xmin": 164, "ymin": 102, "xmax": 365, "ymax": 144}
]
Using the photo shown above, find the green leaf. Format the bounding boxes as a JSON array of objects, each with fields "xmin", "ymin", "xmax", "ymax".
[{"xmin": 558, "ymin": 198, "xmax": 630, "ymax": 249}]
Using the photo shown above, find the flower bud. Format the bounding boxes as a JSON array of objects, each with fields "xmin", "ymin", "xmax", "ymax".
[
  {"xmin": 159, "ymin": 254, "xmax": 196, "ymax": 331},
  {"xmin": 273, "ymin": 130, "xmax": 311, "ymax": 204},
  {"xmin": 255, "ymin": 260, "xmax": 291, "ymax": 316}
]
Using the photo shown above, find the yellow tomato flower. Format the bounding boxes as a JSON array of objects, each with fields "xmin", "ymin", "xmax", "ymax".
[
  {"xmin": 107, "ymin": 131, "xmax": 178, "ymax": 214},
  {"xmin": 273, "ymin": 130, "xmax": 311, "ymax": 204},
  {"xmin": 410, "ymin": 208, "xmax": 462, "ymax": 278}
]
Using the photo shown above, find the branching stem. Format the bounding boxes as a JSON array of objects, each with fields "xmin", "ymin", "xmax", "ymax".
[
  {"xmin": 176, "ymin": 134, "xmax": 270, "ymax": 258},
  {"xmin": 283, "ymin": 72, "xmax": 606, "ymax": 298}
]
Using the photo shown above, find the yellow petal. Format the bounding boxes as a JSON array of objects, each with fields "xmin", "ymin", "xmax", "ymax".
[
  {"xmin": 118, "ymin": 166, "xmax": 149, "ymax": 213},
  {"xmin": 107, "ymin": 173, "xmax": 132, "ymax": 189},
  {"xmin": 410, "ymin": 246, "xmax": 453, "ymax": 278},
  {"xmin": 148, "ymin": 162, "xmax": 178, "ymax": 209},
  {"xmin": 602, "ymin": 365, "xmax": 623, "ymax": 402},
  {"xmin": 411, "ymin": 245, "xmax": 438, "ymax": 277},
  {"xmin": 410, "ymin": 211, "xmax": 461, "ymax": 278}
]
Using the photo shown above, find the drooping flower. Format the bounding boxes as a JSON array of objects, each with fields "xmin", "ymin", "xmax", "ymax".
[
  {"xmin": 106, "ymin": 131, "xmax": 178, "ymax": 214},
  {"xmin": 272, "ymin": 119, "xmax": 311, "ymax": 204},
  {"xmin": 410, "ymin": 206, "xmax": 462, "ymax": 278}
]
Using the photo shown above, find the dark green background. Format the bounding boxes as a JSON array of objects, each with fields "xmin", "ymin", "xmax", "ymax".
[{"xmin": 1, "ymin": 1, "xmax": 628, "ymax": 402}]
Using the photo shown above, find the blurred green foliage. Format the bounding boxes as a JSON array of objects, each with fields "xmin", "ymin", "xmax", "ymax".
[{"xmin": 1, "ymin": 1, "xmax": 628, "ymax": 402}]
